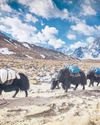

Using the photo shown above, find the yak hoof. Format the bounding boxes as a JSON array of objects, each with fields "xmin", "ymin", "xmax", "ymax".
[
  {"xmin": 65, "ymin": 90, "xmax": 68, "ymax": 93},
  {"xmin": 83, "ymin": 87, "xmax": 85, "ymax": 90},
  {"xmin": 56, "ymin": 87, "xmax": 60, "ymax": 89},
  {"xmin": 12, "ymin": 95, "xmax": 16, "ymax": 98},
  {"xmin": 74, "ymin": 88, "xmax": 76, "ymax": 90}
]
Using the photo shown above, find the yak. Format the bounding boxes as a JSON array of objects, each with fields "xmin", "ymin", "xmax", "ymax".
[
  {"xmin": 0, "ymin": 70, "xmax": 29, "ymax": 98},
  {"xmin": 51, "ymin": 67, "xmax": 86, "ymax": 92},
  {"xmin": 87, "ymin": 68, "xmax": 100, "ymax": 87}
]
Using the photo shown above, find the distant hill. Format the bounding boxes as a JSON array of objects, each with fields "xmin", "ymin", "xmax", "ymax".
[{"xmin": 0, "ymin": 32, "xmax": 76, "ymax": 61}]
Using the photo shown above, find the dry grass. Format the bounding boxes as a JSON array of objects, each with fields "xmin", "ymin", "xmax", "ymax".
[{"xmin": 0, "ymin": 56, "xmax": 100, "ymax": 125}]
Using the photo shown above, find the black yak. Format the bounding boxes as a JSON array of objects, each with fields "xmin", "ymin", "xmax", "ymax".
[
  {"xmin": 0, "ymin": 73, "xmax": 30, "ymax": 98},
  {"xmin": 51, "ymin": 67, "xmax": 86, "ymax": 92},
  {"xmin": 87, "ymin": 68, "xmax": 100, "ymax": 87}
]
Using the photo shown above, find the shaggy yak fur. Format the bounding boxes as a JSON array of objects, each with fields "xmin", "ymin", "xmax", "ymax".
[
  {"xmin": 51, "ymin": 68, "xmax": 87, "ymax": 92},
  {"xmin": 0, "ymin": 73, "xmax": 29, "ymax": 98},
  {"xmin": 87, "ymin": 70, "xmax": 100, "ymax": 87}
]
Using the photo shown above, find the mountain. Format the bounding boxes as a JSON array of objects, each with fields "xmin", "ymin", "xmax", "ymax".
[
  {"xmin": 72, "ymin": 47, "xmax": 84, "ymax": 58},
  {"xmin": 1, "ymin": 31, "xmax": 99, "ymax": 60},
  {"xmin": 0, "ymin": 32, "xmax": 72, "ymax": 60},
  {"xmin": 70, "ymin": 38, "xmax": 100, "ymax": 59},
  {"xmin": 88, "ymin": 37, "xmax": 100, "ymax": 58}
]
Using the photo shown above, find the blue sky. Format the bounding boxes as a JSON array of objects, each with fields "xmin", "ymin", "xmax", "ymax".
[{"xmin": 0, "ymin": 0, "xmax": 100, "ymax": 50}]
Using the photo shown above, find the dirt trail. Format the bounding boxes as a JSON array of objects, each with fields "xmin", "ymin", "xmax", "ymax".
[{"xmin": 0, "ymin": 83, "xmax": 100, "ymax": 125}]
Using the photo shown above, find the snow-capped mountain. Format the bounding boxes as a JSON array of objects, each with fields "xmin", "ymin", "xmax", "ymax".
[
  {"xmin": 70, "ymin": 38, "xmax": 100, "ymax": 59},
  {"xmin": 0, "ymin": 31, "xmax": 99, "ymax": 60},
  {"xmin": 88, "ymin": 37, "xmax": 100, "ymax": 58}
]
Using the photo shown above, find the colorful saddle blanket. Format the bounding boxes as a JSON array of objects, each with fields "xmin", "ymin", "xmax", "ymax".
[
  {"xmin": 68, "ymin": 65, "xmax": 80, "ymax": 77},
  {"xmin": 95, "ymin": 68, "xmax": 100, "ymax": 75},
  {"xmin": 69, "ymin": 65, "xmax": 80, "ymax": 74},
  {"xmin": 94, "ymin": 68, "xmax": 100, "ymax": 77},
  {"xmin": 90, "ymin": 67, "xmax": 100, "ymax": 77}
]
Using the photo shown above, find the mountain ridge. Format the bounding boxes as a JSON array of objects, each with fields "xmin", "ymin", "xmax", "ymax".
[
  {"xmin": 71, "ymin": 38, "xmax": 100, "ymax": 59},
  {"xmin": 0, "ymin": 32, "xmax": 75, "ymax": 61}
]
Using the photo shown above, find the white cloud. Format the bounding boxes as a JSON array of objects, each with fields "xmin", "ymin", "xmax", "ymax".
[
  {"xmin": 0, "ymin": 16, "xmax": 37, "ymax": 42},
  {"xmin": 48, "ymin": 38, "xmax": 65, "ymax": 49},
  {"xmin": 67, "ymin": 34, "xmax": 76, "ymax": 40},
  {"xmin": 36, "ymin": 26, "xmax": 58, "ymax": 42},
  {"xmin": 18, "ymin": 0, "xmax": 29, "ymax": 5},
  {"xmin": 0, "ymin": 17, "xmax": 65, "ymax": 48},
  {"xmin": 80, "ymin": 0, "xmax": 96, "ymax": 16},
  {"xmin": 0, "ymin": 0, "xmax": 7, "ymax": 4},
  {"xmin": 81, "ymin": 4, "xmax": 96, "ymax": 16},
  {"xmin": 0, "ymin": 1, "xmax": 12, "ymax": 12},
  {"xmin": 70, "ymin": 41, "xmax": 87, "ymax": 50},
  {"xmin": 95, "ymin": 25, "xmax": 100, "ymax": 30},
  {"xmin": 68, "ymin": 1, "xmax": 73, "ymax": 4},
  {"xmin": 71, "ymin": 21, "xmax": 96, "ymax": 36},
  {"xmin": 26, "ymin": 14, "xmax": 38, "ymax": 23},
  {"xmin": 31, "ymin": 25, "xmax": 65, "ymax": 48},
  {"xmin": 86, "ymin": 37, "xmax": 95, "ymax": 43},
  {"xmin": 18, "ymin": 0, "xmax": 69, "ymax": 19},
  {"xmin": 69, "ymin": 16, "xmax": 81, "ymax": 23}
]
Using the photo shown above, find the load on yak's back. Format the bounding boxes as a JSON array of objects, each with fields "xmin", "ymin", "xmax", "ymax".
[
  {"xmin": 0, "ymin": 68, "xmax": 20, "ymax": 85},
  {"xmin": 68, "ymin": 65, "xmax": 80, "ymax": 74},
  {"xmin": 95, "ymin": 68, "xmax": 100, "ymax": 75},
  {"xmin": 65, "ymin": 65, "xmax": 80, "ymax": 77},
  {"xmin": 90, "ymin": 67, "xmax": 100, "ymax": 76},
  {"xmin": 0, "ymin": 68, "xmax": 29, "ymax": 97}
]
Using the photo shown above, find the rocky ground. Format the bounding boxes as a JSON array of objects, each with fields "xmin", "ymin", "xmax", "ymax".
[{"xmin": 0, "ymin": 57, "xmax": 100, "ymax": 125}]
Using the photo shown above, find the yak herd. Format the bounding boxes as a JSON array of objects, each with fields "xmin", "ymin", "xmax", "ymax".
[{"xmin": 0, "ymin": 66, "xmax": 100, "ymax": 98}]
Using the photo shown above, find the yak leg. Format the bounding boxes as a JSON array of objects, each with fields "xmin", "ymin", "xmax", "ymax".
[
  {"xmin": 57, "ymin": 85, "xmax": 60, "ymax": 89},
  {"xmin": 25, "ymin": 90, "xmax": 28, "ymax": 97},
  {"xmin": 13, "ymin": 89, "xmax": 19, "ymax": 98},
  {"xmin": 82, "ymin": 85, "xmax": 85, "ymax": 90},
  {"xmin": 56, "ymin": 82, "xmax": 60, "ymax": 89},
  {"xmin": 89, "ymin": 80, "xmax": 94, "ymax": 87},
  {"xmin": 74, "ymin": 84, "xmax": 78, "ymax": 90},
  {"xmin": 91, "ymin": 81, "xmax": 94, "ymax": 87},
  {"xmin": 88, "ymin": 81, "xmax": 91, "ymax": 87},
  {"xmin": 97, "ymin": 82, "xmax": 99, "ymax": 86},
  {"xmin": 64, "ymin": 79, "xmax": 70, "ymax": 92},
  {"xmin": 61, "ymin": 83, "xmax": 66, "ymax": 90},
  {"xmin": 0, "ymin": 91, "xmax": 2, "ymax": 95}
]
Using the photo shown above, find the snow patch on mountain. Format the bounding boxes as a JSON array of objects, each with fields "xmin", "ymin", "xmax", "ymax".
[
  {"xmin": 40, "ymin": 54, "xmax": 46, "ymax": 59},
  {"xmin": 4, "ymin": 38, "xmax": 10, "ymax": 43},
  {"xmin": 23, "ymin": 43, "xmax": 31, "ymax": 49},
  {"xmin": 0, "ymin": 48, "xmax": 15, "ymax": 55},
  {"xmin": 25, "ymin": 55, "xmax": 33, "ymax": 59},
  {"xmin": 68, "ymin": 37, "xmax": 100, "ymax": 59}
]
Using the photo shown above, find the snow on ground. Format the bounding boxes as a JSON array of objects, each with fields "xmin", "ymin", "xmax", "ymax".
[
  {"xmin": 40, "ymin": 54, "xmax": 46, "ymax": 59},
  {"xmin": 4, "ymin": 38, "xmax": 11, "ymax": 43},
  {"xmin": 25, "ymin": 55, "xmax": 33, "ymax": 59},
  {"xmin": 23, "ymin": 43, "xmax": 31, "ymax": 49},
  {"xmin": 0, "ymin": 48, "xmax": 14, "ymax": 55}
]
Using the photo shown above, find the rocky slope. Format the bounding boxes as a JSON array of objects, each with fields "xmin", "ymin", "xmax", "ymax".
[{"xmin": 0, "ymin": 32, "xmax": 70, "ymax": 60}]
